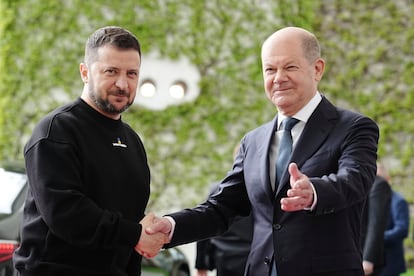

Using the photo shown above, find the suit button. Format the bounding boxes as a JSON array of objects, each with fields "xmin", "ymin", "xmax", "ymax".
[
  {"xmin": 264, "ymin": 256, "xmax": 271, "ymax": 265},
  {"xmin": 273, "ymin": 223, "xmax": 282, "ymax": 230}
]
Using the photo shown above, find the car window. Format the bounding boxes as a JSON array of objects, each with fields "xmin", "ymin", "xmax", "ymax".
[{"xmin": 0, "ymin": 168, "xmax": 27, "ymax": 214}]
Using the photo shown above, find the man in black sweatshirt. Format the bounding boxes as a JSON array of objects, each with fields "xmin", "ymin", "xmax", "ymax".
[{"xmin": 13, "ymin": 26, "xmax": 167, "ymax": 276}]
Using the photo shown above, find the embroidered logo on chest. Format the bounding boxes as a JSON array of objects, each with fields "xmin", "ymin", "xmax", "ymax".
[{"xmin": 112, "ymin": 137, "xmax": 127, "ymax": 148}]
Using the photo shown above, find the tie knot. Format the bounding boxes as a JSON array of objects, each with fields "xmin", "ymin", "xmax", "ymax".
[{"xmin": 281, "ymin": 117, "xmax": 299, "ymax": 131}]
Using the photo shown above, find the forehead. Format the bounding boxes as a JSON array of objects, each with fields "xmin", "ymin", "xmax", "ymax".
[
  {"xmin": 262, "ymin": 35, "xmax": 304, "ymax": 61},
  {"xmin": 95, "ymin": 45, "xmax": 141, "ymax": 69}
]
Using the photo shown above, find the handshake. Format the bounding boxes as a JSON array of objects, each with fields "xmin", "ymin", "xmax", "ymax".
[{"xmin": 135, "ymin": 213, "xmax": 172, "ymax": 258}]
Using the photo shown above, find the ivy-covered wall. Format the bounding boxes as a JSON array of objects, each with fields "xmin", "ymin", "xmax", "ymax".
[{"xmin": 2, "ymin": 1, "xmax": 414, "ymax": 261}]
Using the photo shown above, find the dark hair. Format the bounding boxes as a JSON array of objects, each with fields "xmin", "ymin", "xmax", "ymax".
[{"xmin": 84, "ymin": 26, "xmax": 141, "ymax": 65}]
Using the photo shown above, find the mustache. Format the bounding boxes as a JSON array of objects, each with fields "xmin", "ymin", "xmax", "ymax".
[{"xmin": 110, "ymin": 90, "xmax": 129, "ymax": 97}]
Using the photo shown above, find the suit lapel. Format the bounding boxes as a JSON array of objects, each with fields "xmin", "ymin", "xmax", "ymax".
[
  {"xmin": 275, "ymin": 97, "xmax": 338, "ymax": 195},
  {"xmin": 257, "ymin": 116, "xmax": 278, "ymax": 201}
]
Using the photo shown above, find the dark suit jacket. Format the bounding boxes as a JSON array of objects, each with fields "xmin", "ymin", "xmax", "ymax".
[
  {"xmin": 361, "ymin": 176, "xmax": 391, "ymax": 275},
  {"xmin": 167, "ymin": 97, "xmax": 379, "ymax": 276},
  {"xmin": 380, "ymin": 191, "xmax": 409, "ymax": 276}
]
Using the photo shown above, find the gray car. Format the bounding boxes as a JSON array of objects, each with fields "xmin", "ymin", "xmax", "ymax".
[{"xmin": 0, "ymin": 163, "xmax": 190, "ymax": 276}]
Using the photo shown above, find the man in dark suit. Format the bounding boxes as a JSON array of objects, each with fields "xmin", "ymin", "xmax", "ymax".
[
  {"xmin": 361, "ymin": 173, "xmax": 391, "ymax": 275},
  {"xmin": 142, "ymin": 27, "xmax": 379, "ymax": 276}
]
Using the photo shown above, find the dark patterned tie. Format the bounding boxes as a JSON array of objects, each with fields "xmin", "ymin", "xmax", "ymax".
[{"xmin": 275, "ymin": 117, "xmax": 299, "ymax": 190}]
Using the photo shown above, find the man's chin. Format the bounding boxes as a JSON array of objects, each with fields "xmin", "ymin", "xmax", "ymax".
[
  {"xmin": 113, "ymin": 103, "xmax": 132, "ymax": 114},
  {"xmin": 272, "ymin": 97, "xmax": 293, "ymax": 113}
]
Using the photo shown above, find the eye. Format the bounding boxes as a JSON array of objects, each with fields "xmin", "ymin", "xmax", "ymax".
[
  {"xmin": 128, "ymin": 71, "xmax": 138, "ymax": 77},
  {"xmin": 105, "ymin": 69, "xmax": 117, "ymax": 75},
  {"xmin": 286, "ymin": 65, "xmax": 298, "ymax": 71}
]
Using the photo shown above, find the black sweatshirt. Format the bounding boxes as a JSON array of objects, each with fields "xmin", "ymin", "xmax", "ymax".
[{"xmin": 14, "ymin": 98, "xmax": 150, "ymax": 276}]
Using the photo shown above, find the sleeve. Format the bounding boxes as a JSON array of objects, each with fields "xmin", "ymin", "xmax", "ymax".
[
  {"xmin": 126, "ymin": 250, "xmax": 142, "ymax": 275},
  {"xmin": 311, "ymin": 114, "xmax": 379, "ymax": 216},
  {"xmin": 194, "ymin": 183, "xmax": 221, "ymax": 270}
]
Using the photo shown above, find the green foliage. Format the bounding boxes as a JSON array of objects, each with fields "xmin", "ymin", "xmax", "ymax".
[
  {"xmin": 0, "ymin": 0, "xmax": 16, "ymax": 159},
  {"xmin": 1, "ymin": 1, "xmax": 414, "ymax": 217}
]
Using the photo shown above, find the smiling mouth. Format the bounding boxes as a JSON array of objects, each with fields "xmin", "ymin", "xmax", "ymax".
[
  {"xmin": 273, "ymin": 88, "xmax": 290, "ymax": 93},
  {"xmin": 110, "ymin": 94, "xmax": 129, "ymax": 104}
]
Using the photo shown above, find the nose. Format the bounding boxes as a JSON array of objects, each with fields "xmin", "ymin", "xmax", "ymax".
[
  {"xmin": 273, "ymin": 70, "xmax": 286, "ymax": 83},
  {"xmin": 115, "ymin": 75, "xmax": 129, "ymax": 90}
]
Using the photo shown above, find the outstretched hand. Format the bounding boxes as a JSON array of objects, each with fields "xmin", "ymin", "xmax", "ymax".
[
  {"xmin": 280, "ymin": 163, "xmax": 314, "ymax": 212},
  {"xmin": 135, "ymin": 213, "xmax": 170, "ymax": 258}
]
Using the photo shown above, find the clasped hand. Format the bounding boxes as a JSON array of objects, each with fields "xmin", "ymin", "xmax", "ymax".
[{"xmin": 135, "ymin": 213, "xmax": 173, "ymax": 258}]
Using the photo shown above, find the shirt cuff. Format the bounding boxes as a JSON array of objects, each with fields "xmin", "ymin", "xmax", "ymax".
[
  {"xmin": 303, "ymin": 181, "xmax": 317, "ymax": 211},
  {"xmin": 164, "ymin": 216, "xmax": 176, "ymax": 241}
]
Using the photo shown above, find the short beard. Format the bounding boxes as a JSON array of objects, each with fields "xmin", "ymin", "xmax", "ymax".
[{"xmin": 88, "ymin": 84, "xmax": 131, "ymax": 115}]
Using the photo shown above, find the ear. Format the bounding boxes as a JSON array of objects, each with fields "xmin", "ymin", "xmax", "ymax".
[
  {"xmin": 80, "ymin": 63, "xmax": 89, "ymax": 83},
  {"xmin": 314, "ymin": 58, "xmax": 325, "ymax": 81}
]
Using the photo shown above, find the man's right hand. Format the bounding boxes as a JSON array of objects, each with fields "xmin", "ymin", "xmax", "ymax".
[
  {"xmin": 145, "ymin": 215, "xmax": 173, "ymax": 236},
  {"xmin": 135, "ymin": 213, "xmax": 169, "ymax": 258}
]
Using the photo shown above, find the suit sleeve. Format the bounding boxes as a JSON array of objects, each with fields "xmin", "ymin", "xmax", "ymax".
[{"xmin": 310, "ymin": 114, "xmax": 379, "ymax": 216}]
